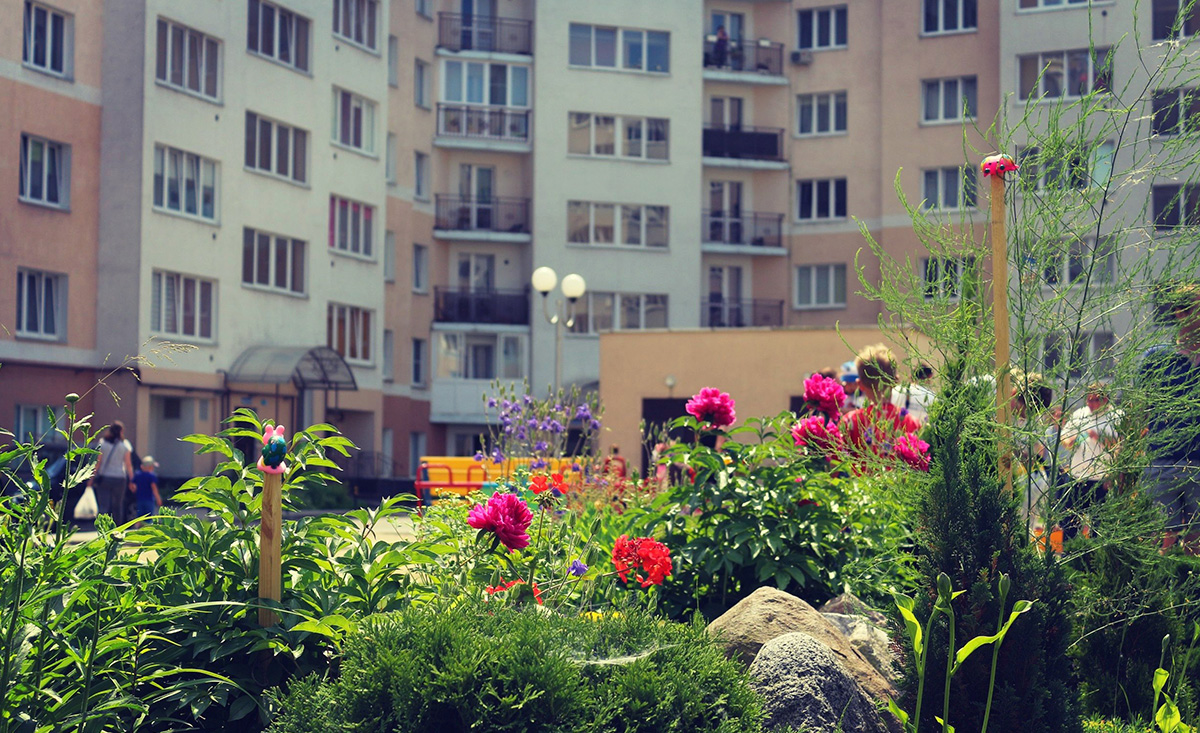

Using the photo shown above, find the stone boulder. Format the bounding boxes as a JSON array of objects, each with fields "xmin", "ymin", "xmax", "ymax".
[
  {"xmin": 822, "ymin": 612, "xmax": 899, "ymax": 683},
  {"xmin": 705, "ymin": 586, "xmax": 895, "ymax": 702},
  {"xmin": 750, "ymin": 632, "xmax": 892, "ymax": 733},
  {"xmin": 818, "ymin": 591, "xmax": 888, "ymax": 626}
]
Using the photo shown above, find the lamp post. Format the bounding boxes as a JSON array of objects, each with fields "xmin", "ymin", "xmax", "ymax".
[{"xmin": 531, "ymin": 266, "xmax": 586, "ymax": 394}]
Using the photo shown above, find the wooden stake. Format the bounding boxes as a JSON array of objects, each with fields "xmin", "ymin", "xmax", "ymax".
[
  {"xmin": 258, "ymin": 470, "xmax": 282, "ymax": 626},
  {"xmin": 989, "ymin": 168, "xmax": 1013, "ymax": 492}
]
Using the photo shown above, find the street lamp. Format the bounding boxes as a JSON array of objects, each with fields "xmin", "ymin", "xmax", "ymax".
[{"xmin": 532, "ymin": 266, "xmax": 586, "ymax": 394}]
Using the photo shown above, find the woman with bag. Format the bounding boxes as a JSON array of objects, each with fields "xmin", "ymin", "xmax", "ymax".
[{"xmin": 84, "ymin": 421, "xmax": 133, "ymax": 519}]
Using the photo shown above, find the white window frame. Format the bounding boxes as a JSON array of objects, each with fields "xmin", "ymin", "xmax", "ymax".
[
  {"xmin": 1019, "ymin": 47, "xmax": 1112, "ymax": 101},
  {"xmin": 16, "ymin": 268, "xmax": 65, "ymax": 340},
  {"xmin": 797, "ymin": 7, "xmax": 848, "ymax": 51},
  {"xmin": 922, "ymin": 76, "xmax": 977, "ymax": 123},
  {"xmin": 414, "ymin": 152, "xmax": 429, "ymax": 200},
  {"xmin": 435, "ymin": 332, "xmax": 526, "ymax": 379},
  {"xmin": 22, "ymin": 1, "xmax": 72, "ymax": 79},
  {"xmin": 416, "ymin": 0, "xmax": 432, "ymax": 19},
  {"xmin": 387, "ymin": 35, "xmax": 398, "ymax": 86},
  {"xmin": 156, "ymin": 17, "xmax": 221, "ymax": 101},
  {"xmin": 1042, "ymin": 331, "xmax": 1115, "ymax": 378},
  {"xmin": 1017, "ymin": 141, "xmax": 1114, "ymax": 192},
  {"xmin": 415, "ymin": 59, "xmax": 431, "ymax": 108},
  {"xmin": 797, "ymin": 91, "xmax": 848, "ymax": 136},
  {"xmin": 568, "ymin": 113, "xmax": 669, "ymax": 160},
  {"xmin": 569, "ymin": 23, "xmax": 670, "ymax": 73},
  {"xmin": 569, "ymin": 292, "xmax": 668, "ymax": 334},
  {"xmin": 14, "ymin": 404, "xmax": 65, "ymax": 445},
  {"xmin": 921, "ymin": 166, "xmax": 977, "ymax": 210},
  {"xmin": 332, "ymin": 87, "xmax": 377, "ymax": 154},
  {"xmin": 1019, "ymin": 0, "xmax": 1089, "ymax": 8},
  {"xmin": 153, "ymin": 145, "xmax": 219, "ymax": 222},
  {"xmin": 1152, "ymin": 87, "xmax": 1200, "ymax": 136},
  {"xmin": 413, "ymin": 243, "xmax": 429, "ymax": 292},
  {"xmin": 327, "ymin": 303, "xmax": 373, "ymax": 364},
  {"xmin": 329, "ymin": 195, "xmax": 375, "ymax": 259},
  {"xmin": 384, "ymin": 231, "xmax": 396, "ymax": 282},
  {"xmin": 921, "ymin": 257, "xmax": 975, "ymax": 301},
  {"xmin": 386, "ymin": 133, "xmax": 397, "ymax": 184},
  {"xmin": 1151, "ymin": 0, "xmax": 1200, "ymax": 40},
  {"xmin": 922, "ymin": 0, "xmax": 977, "ymax": 34},
  {"xmin": 1041, "ymin": 236, "xmax": 1116, "ymax": 289},
  {"xmin": 796, "ymin": 178, "xmax": 848, "ymax": 221},
  {"xmin": 412, "ymin": 338, "xmax": 427, "ymax": 386},
  {"xmin": 151, "ymin": 270, "xmax": 216, "ymax": 342},
  {"xmin": 441, "ymin": 60, "xmax": 530, "ymax": 108},
  {"xmin": 247, "ymin": 0, "xmax": 311, "ymax": 73},
  {"xmin": 242, "ymin": 227, "xmax": 306, "ymax": 295},
  {"xmin": 18, "ymin": 133, "xmax": 70, "ymax": 210},
  {"xmin": 1154, "ymin": 184, "xmax": 1200, "ymax": 230},
  {"xmin": 794, "ymin": 264, "xmax": 847, "ymax": 309},
  {"xmin": 245, "ymin": 112, "xmax": 309, "ymax": 185},
  {"xmin": 332, "ymin": 0, "xmax": 379, "ymax": 52},
  {"xmin": 382, "ymin": 328, "xmax": 394, "ymax": 381},
  {"xmin": 566, "ymin": 201, "xmax": 669, "ymax": 249}
]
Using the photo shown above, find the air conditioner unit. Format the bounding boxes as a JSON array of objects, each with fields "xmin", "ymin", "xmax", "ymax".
[{"xmin": 790, "ymin": 50, "xmax": 813, "ymax": 65}]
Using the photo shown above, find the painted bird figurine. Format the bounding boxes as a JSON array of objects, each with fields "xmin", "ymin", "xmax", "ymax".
[
  {"xmin": 981, "ymin": 153, "xmax": 1019, "ymax": 178},
  {"xmin": 258, "ymin": 424, "xmax": 288, "ymax": 474}
]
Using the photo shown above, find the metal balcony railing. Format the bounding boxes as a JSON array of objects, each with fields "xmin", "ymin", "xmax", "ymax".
[
  {"xmin": 434, "ymin": 195, "xmax": 530, "ymax": 234},
  {"xmin": 437, "ymin": 13, "xmax": 533, "ymax": 55},
  {"xmin": 434, "ymin": 288, "xmax": 530, "ymax": 326},
  {"xmin": 701, "ymin": 210, "xmax": 784, "ymax": 248},
  {"xmin": 700, "ymin": 298, "xmax": 785, "ymax": 328},
  {"xmin": 437, "ymin": 104, "xmax": 530, "ymax": 143},
  {"xmin": 702, "ymin": 39, "xmax": 785, "ymax": 76},
  {"xmin": 702, "ymin": 124, "xmax": 785, "ymax": 161}
]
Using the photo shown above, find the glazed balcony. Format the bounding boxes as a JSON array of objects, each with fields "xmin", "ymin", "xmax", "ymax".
[
  {"xmin": 702, "ymin": 38, "xmax": 785, "ymax": 79},
  {"xmin": 700, "ymin": 298, "xmax": 785, "ymax": 328},
  {"xmin": 434, "ymin": 288, "xmax": 530, "ymax": 326},
  {"xmin": 701, "ymin": 210, "xmax": 785, "ymax": 252},
  {"xmin": 436, "ymin": 105, "xmax": 531, "ymax": 152},
  {"xmin": 437, "ymin": 13, "xmax": 533, "ymax": 56},
  {"xmin": 434, "ymin": 195, "xmax": 531, "ymax": 241},
  {"xmin": 702, "ymin": 124, "xmax": 786, "ymax": 166}
]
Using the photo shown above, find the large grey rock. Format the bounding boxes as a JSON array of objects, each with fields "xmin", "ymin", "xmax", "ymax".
[
  {"xmin": 706, "ymin": 586, "xmax": 895, "ymax": 702},
  {"xmin": 750, "ymin": 632, "xmax": 891, "ymax": 733},
  {"xmin": 822, "ymin": 612, "xmax": 899, "ymax": 683}
]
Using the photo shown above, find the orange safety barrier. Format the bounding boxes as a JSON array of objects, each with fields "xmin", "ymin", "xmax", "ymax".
[{"xmin": 414, "ymin": 456, "xmax": 580, "ymax": 505}]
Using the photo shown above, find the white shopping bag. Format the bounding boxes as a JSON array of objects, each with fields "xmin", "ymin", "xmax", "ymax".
[{"xmin": 73, "ymin": 486, "xmax": 98, "ymax": 520}]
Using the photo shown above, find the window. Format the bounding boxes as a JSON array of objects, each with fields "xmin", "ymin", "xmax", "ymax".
[
  {"xmin": 412, "ymin": 338, "xmax": 426, "ymax": 385},
  {"xmin": 797, "ymin": 178, "xmax": 848, "ymax": 220},
  {"xmin": 923, "ymin": 76, "xmax": 977, "ymax": 122},
  {"xmin": 414, "ymin": 152, "xmax": 429, "ymax": 199},
  {"xmin": 14, "ymin": 404, "xmax": 64, "ymax": 444},
  {"xmin": 415, "ymin": 60, "xmax": 430, "ymax": 107},
  {"xmin": 569, "ymin": 293, "xmax": 667, "ymax": 334},
  {"xmin": 923, "ymin": 0, "xmax": 977, "ymax": 34},
  {"xmin": 241, "ymin": 228, "xmax": 306, "ymax": 294},
  {"xmin": 798, "ymin": 7, "xmax": 848, "ymax": 50},
  {"xmin": 18, "ymin": 134, "xmax": 69, "ymax": 209},
  {"xmin": 1153, "ymin": 184, "xmax": 1200, "ymax": 230},
  {"xmin": 1019, "ymin": 48, "xmax": 1112, "ymax": 100},
  {"xmin": 16, "ymin": 269, "xmax": 64, "ymax": 340},
  {"xmin": 416, "ymin": 0, "xmax": 431, "ymax": 19},
  {"xmin": 384, "ymin": 231, "xmax": 396, "ymax": 282},
  {"xmin": 153, "ymin": 145, "xmax": 217, "ymax": 221},
  {"xmin": 1152, "ymin": 0, "xmax": 1200, "ymax": 40},
  {"xmin": 386, "ymin": 133, "xmax": 397, "ymax": 184},
  {"xmin": 409, "ymin": 432, "xmax": 427, "ymax": 477},
  {"xmin": 922, "ymin": 166, "xmax": 977, "ymax": 210},
  {"xmin": 22, "ymin": 2, "xmax": 70, "ymax": 77},
  {"xmin": 568, "ymin": 113, "xmax": 669, "ymax": 160},
  {"xmin": 1041, "ymin": 237, "xmax": 1116, "ymax": 288},
  {"xmin": 244, "ymin": 112, "xmax": 308, "ymax": 184},
  {"xmin": 332, "ymin": 0, "xmax": 379, "ymax": 50},
  {"xmin": 441, "ymin": 61, "xmax": 529, "ymax": 107},
  {"xmin": 1043, "ymin": 331, "xmax": 1115, "ymax": 378},
  {"xmin": 388, "ymin": 35, "xmax": 398, "ymax": 86},
  {"xmin": 332, "ymin": 88, "xmax": 376, "ymax": 153},
  {"xmin": 328, "ymin": 195, "xmax": 375, "ymax": 257},
  {"xmin": 1020, "ymin": 0, "xmax": 1088, "ymax": 7},
  {"xmin": 569, "ymin": 23, "xmax": 669, "ymax": 73},
  {"xmin": 413, "ymin": 244, "xmax": 429, "ymax": 291},
  {"xmin": 922, "ymin": 257, "xmax": 975, "ymax": 300},
  {"xmin": 436, "ymin": 333, "xmax": 525, "ymax": 379},
  {"xmin": 248, "ymin": 0, "xmax": 310, "ymax": 72},
  {"xmin": 155, "ymin": 18, "xmax": 220, "ymax": 99},
  {"xmin": 797, "ymin": 92, "xmax": 848, "ymax": 135},
  {"xmin": 1153, "ymin": 88, "xmax": 1200, "ymax": 136},
  {"xmin": 795, "ymin": 264, "xmax": 847, "ymax": 308},
  {"xmin": 382, "ymin": 329, "xmax": 394, "ymax": 381},
  {"xmin": 152, "ymin": 271, "xmax": 215, "ymax": 341},
  {"xmin": 327, "ymin": 303, "xmax": 372, "ymax": 363},
  {"xmin": 1017, "ymin": 141, "xmax": 1115, "ymax": 191},
  {"xmin": 567, "ymin": 201, "xmax": 669, "ymax": 248}
]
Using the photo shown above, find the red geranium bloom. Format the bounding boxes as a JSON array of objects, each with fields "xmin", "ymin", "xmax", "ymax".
[
  {"xmin": 685, "ymin": 388, "xmax": 737, "ymax": 428},
  {"xmin": 484, "ymin": 578, "xmax": 543, "ymax": 605},
  {"xmin": 529, "ymin": 475, "xmax": 550, "ymax": 494},
  {"xmin": 551, "ymin": 472, "xmax": 567, "ymax": 492},
  {"xmin": 612, "ymin": 535, "xmax": 673, "ymax": 588},
  {"xmin": 467, "ymin": 492, "xmax": 534, "ymax": 551}
]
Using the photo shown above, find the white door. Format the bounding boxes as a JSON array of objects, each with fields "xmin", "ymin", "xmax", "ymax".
[
  {"xmin": 457, "ymin": 164, "xmax": 495, "ymax": 229},
  {"xmin": 707, "ymin": 181, "xmax": 743, "ymax": 244},
  {"xmin": 711, "ymin": 12, "xmax": 745, "ymax": 69},
  {"xmin": 381, "ymin": 427, "xmax": 394, "ymax": 477},
  {"xmin": 461, "ymin": 0, "xmax": 494, "ymax": 51},
  {"xmin": 457, "ymin": 252, "xmax": 495, "ymax": 292},
  {"xmin": 708, "ymin": 266, "xmax": 744, "ymax": 326},
  {"xmin": 710, "ymin": 96, "xmax": 743, "ymax": 129}
]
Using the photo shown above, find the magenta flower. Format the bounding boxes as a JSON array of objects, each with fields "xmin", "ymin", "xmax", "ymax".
[
  {"xmin": 686, "ymin": 388, "xmax": 737, "ymax": 428},
  {"xmin": 467, "ymin": 492, "xmax": 534, "ymax": 551},
  {"xmin": 792, "ymin": 416, "xmax": 843, "ymax": 456},
  {"xmin": 803, "ymin": 373, "xmax": 846, "ymax": 420},
  {"xmin": 895, "ymin": 434, "xmax": 931, "ymax": 472}
]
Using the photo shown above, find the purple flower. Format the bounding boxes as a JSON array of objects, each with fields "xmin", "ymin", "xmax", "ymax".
[
  {"xmin": 568, "ymin": 560, "xmax": 588, "ymax": 577},
  {"xmin": 524, "ymin": 394, "xmax": 534, "ymax": 405},
  {"xmin": 473, "ymin": 451, "xmax": 485, "ymax": 462},
  {"xmin": 549, "ymin": 420, "xmax": 564, "ymax": 434},
  {"xmin": 528, "ymin": 418, "xmax": 539, "ymax": 428},
  {"xmin": 531, "ymin": 458, "xmax": 547, "ymax": 470},
  {"xmin": 571, "ymin": 462, "xmax": 582, "ymax": 473},
  {"xmin": 575, "ymin": 404, "xmax": 592, "ymax": 420},
  {"xmin": 503, "ymin": 425, "xmax": 514, "ymax": 434},
  {"xmin": 589, "ymin": 419, "xmax": 601, "ymax": 431},
  {"xmin": 534, "ymin": 440, "xmax": 549, "ymax": 453},
  {"xmin": 502, "ymin": 400, "xmax": 512, "ymax": 410},
  {"xmin": 517, "ymin": 430, "xmax": 527, "ymax": 441},
  {"xmin": 487, "ymin": 398, "xmax": 498, "ymax": 408},
  {"xmin": 492, "ymin": 447, "xmax": 505, "ymax": 464}
]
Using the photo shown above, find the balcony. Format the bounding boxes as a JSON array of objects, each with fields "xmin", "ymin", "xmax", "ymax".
[
  {"xmin": 702, "ymin": 125, "xmax": 788, "ymax": 169},
  {"xmin": 702, "ymin": 39, "xmax": 786, "ymax": 82},
  {"xmin": 701, "ymin": 298, "xmax": 785, "ymax": 328},
  {"xmin": 434, "ymin": 195, "xmax": 531, "ymax": 242},
  {"xmin": 436, "ymin": 105, "xmax": 531, "ymax": 152},
  {"xmin": 702, "ymin": 210, "xmax": 785, "ymax": 254},
  {"xmin": 434, "ymin": 288, "xmax": 530, "ymax": 326},
  {"xmin": 437, "ymin": 13, "xmax": 533, "ymax": 56}
]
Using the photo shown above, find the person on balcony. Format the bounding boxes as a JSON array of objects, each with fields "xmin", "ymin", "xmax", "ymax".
[{"xmin": 714, "ymin": 26, "xmax": 729, "ymax": 69}]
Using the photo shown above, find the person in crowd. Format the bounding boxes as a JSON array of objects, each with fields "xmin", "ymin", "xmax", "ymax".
[
  {"xmin": 891, "ymin": 362, "xmax": 937, "ymax": 424},
  {"xmin": 130, "ymin": 455, "xmax": 164, "ymax": 521},
  {"xmin": 85, "ymin": 421, "xmax": 133, "ymax": 519},
  {"xmin": 1010, "ymin": 370, "xmax": 1055, "ymax": 536},
  {"xmin": 840, "ymin": 344, "xmax": 922, "ymax": 463},
  {"xmin": 713, "ymin": 25, "xmax": 729, "ymax": 68},
  {"xmin": 603, "ymin": 444, "xmax": 628, "ymax": 480},
  {"xmin": 838, "ymin": 360, "xmax": 866, "ymax": 413},
  {"xmin": 1061, "ymin": 382, "xmax": 1122, "ymax": 539}
]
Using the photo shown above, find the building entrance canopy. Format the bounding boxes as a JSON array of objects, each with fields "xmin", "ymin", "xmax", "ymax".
[{"xmin": 227, "ymin": 346, "xmax": 357, "ymax": 391}]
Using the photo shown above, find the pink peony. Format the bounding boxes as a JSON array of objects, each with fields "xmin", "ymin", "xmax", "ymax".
[
  {"xmin": 803, "ymin": 373, "xmax": 846, "ymax": 420},
  {"xmin": 894, "ymin": 434, "xmax": 931, "ymax": 472},
  {"xmin": 686, "ymin": 388, "xmax": 737, "ymax": 428},
  {"xmin": 792, "ymin": 416, "xmax": 843, "ymax": 455},
  {"xmin": 467, "ymin": 492, "xmax": 534, "ymax": 551}
]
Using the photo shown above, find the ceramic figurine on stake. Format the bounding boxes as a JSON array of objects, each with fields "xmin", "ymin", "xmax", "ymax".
[
  {"xmin": 258, "ymin": 424, "xmax": 286, "ymax": 626},
  {"xmin": 258, "ymin": 424, "xmax": 288, "ymax": 474}
]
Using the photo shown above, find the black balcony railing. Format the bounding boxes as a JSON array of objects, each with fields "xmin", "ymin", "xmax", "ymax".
[
  {"xmin": 435, "ymin": 288, "xmax": 530, "ymax": 326},
  {"xmin": 438, "ymin": 104, "xmax": 530, "ymax": 143},
  {"xmin": 702, "ymin": 39, "xmax": 784, "ymax": 75},
  {"xmin": 435, "ymin": 195, "xmax": 530, "ymax": 234},
  {"xmin": 701, "ymin": 298, "xmax": 785, "ymax": 328},
  {"xmin": 437, "ymin": 13, "xmax": 533, "ymax": 55},
  {"xmin": 702, "ymin": 124, "xmax": 785, "ymax": 161},
  {"xmin": 701, "ymin": 210, "xmax": 784, "ymax": 247}
]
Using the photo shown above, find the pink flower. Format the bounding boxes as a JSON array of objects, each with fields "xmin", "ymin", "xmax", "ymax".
[
  {"xmin": 803, "ymin": 373, "xmax": 846, "ymax": 420},
  {"xmin": 895, "ymin": 434, "xmax": 931, "ymax": 472},
  {"xmin": 686, "ymin": 388, "xmax": 737, "ymax": 428},
  {"xmin": 792, "ymin": 416, "xmax": 843, "ymax": 456},
  {"xmin": 467, "ymin": 492, "xmax": 534, "ymax": 551}
]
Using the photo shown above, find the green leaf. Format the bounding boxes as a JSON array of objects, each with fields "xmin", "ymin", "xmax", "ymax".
[
  {"xmin": 887, "ymin": 698, "xmax": 911, "ymax": 729},
  {"xmin": 894, "ymin": 594, "xmax": 924, "ymax": 657},
  {"xmin": 935, "ymin": 716, "xmax": 955, "ymax": 733},
  {"xmin": 955, "ymin": 600, "xmax": 1035, "ymax": 668},
  {"xmin": 1154, "ymin": 667, "xmax": 1170, "ymax": 696},
  {"xmin": 1156, "ymin": 697, "xmax": 1182, "ymax": 732}
]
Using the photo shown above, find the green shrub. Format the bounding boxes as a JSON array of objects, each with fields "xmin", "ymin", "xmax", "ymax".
[{"xmin": 267, "ymin": 603, "xmax": 765, "ymax": 733}]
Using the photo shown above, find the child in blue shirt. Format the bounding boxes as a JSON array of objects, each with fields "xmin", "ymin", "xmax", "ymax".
[{"xmin": 130, "ymin": 456, "xmax": 163, "ymax": 518}]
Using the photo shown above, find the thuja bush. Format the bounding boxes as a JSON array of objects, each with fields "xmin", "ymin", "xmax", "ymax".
[{"xmin": 266, "ymin": 602, "xmax": 768, "ymax": 733}]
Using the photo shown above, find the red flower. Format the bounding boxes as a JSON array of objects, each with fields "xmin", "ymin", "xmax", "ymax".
[
  {"xmin": 612, "ymin": 535, "xmax": 673, "ymax": 588},
  {"xmin": 529, "ymin": 475, "xmax": 550, "ymax": 494},
  {"xmin": 685, "ymin": 388, "xmax": 737, "ymax": 428},
  {"xmin": 530, "ymin": 473, "xmax": 568, "ymax": 494},
  {"xmin": 802, "ymin": 373, "xmax": 846, "ymax": 420},
  {"xmin": 792, "ymin": 416, "xmax": 843, "ymax": 458},
  {"xmin": 467, "ymin": 493, "xmax": 534, "ymax": 551},
  {"xmin": 894, "ymin": 433, "xmax": 931, "ymax": 472},
  {"xmin": 484, "ymin": 578, "xmax": 543, "ymax": 605},
  {"xmin": 551, "ymin": 473, "xmax": 567, "ymax": 492}
]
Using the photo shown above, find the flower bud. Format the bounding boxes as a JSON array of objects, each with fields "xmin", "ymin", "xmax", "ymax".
[
  {"xmin": 65, "ymin": 393, "xmax": 80, "ymax": 404},
  {"xmin": 937, "ymin": 572, "xmax": 952, "ymax": 599}
]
